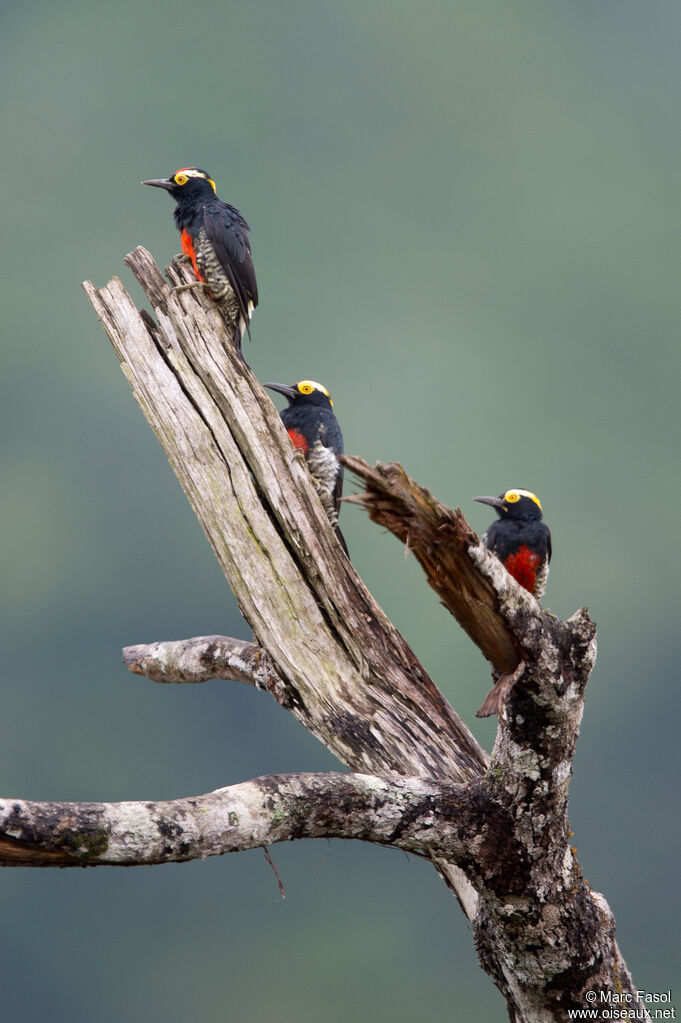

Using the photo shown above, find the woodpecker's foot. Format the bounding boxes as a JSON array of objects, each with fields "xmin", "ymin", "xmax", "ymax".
[
  {"xmin": 291, "ymin": 450, "xmax": 307, "ymax": 465},
  {"xmin": 171, "ymin": 253, "xmax": 193, "ymax": 267},
  {"xmin": 172, "ymin": 281, "xmax": 211, "ymax": 296}
]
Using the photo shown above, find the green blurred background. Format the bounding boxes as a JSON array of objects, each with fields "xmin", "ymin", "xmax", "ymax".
[{"xmin": 1, "ymin": 0, "xmax": 679, "ymax": 1019}]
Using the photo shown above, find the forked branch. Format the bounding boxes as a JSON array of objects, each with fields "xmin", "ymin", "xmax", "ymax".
[
  {"xmin": 82, "ymin": 247, "xmax": 485, "ymax": 785},
  {"xmin": 341, "ymin": 455, "xmax": 520, "ymax": 674},
  {"xmin": 0, "ymin": 248, "xmax": 646, "ymax": 1022}
]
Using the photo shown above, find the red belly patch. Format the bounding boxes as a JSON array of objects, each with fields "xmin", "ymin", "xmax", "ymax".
[
  {"xmin": 287, "ymin": 428, "xmax": 309, "ymax": 454},
  {"xmin": 504, "ymin": 546, "xmax": 542, "ymax": 594},
  {"xmin": 181, "ymin": 230, "xmax": 205, "ymax": 282}
]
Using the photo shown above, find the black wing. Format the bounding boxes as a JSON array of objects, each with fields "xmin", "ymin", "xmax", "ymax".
[
  {"xmin": 202, "ymin": 201, "xmax": 258, "ymax": 329},
  {"xmin": 330, "ymin": 429, "xmax": 348, "ymax": 557},
  {"xmin": 334, "ymin": 519, "xmax": 349, "ymax": 557},
  {"xmin": 333, "ymin": 462, "xmax": 344, "ymax": 519},
  {"xmin": 481, "ymin": 520, "xmax": 502, "ymax": 555},
  {"xmin": 323, "ymin": 413, "xmax": 344, "ymax": 519}
]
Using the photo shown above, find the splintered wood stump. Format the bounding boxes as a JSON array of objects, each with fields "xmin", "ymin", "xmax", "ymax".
[{"xmin": 83, "ymin": 248, "xmax": 486, "ymax": 792}]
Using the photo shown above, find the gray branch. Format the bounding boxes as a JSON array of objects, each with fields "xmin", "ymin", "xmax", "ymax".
[
  {"xmin": 0, "ymin": 773, "xmax": 474, "ymax": 868},
  {"xmin": 122, "ymin": 634, "xmax": 284, "ymax": 691}
]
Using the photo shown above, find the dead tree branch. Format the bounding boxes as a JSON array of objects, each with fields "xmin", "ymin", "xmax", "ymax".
[
  {"xmin": 341, "ymin": 455, "xmax": 520, "ymax": 674},
  {"xmin": 339, "ymin": 458, "xmax": 645, "ymax": 1017},
  {"xmin": 123, "ymin": 634, "xmax": 279, "ymax": 688},
  {"xmin": 82, "ymin": 248, "xmax": 485, "ymax": 782},
  {"xmin": 0, "ymin": 248, "xmax": 645, "ymax": 1021},
  {"xmin": 0, "ymin": 773, "xmax": 475, "ymax": 868},
  {"xmin": 82, "ymin": 247, "xmax": 485, "ymax": 923}
]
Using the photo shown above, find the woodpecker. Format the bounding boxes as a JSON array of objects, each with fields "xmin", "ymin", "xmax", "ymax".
[
  {"xmin": 473, "ymin": 489, "xmax": 552, "ymax": 718},
  {"xmin": 142, "ymin": 167, "xmax": 257, "ymax": 349},
  {"xmin": 474, "ymin": 488, "xmax": 551, "ymax": 599},
  {"xmin": 264, "ymin": 380, "xmax": 348, "ymax": 555}
]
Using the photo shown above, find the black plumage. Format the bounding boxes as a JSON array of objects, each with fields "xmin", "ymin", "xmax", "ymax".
[
  {"xmin": 265, "ymin": 380, "xmax": 347, "ymax": 555},
  {"xmin": 473, "ymin": 488, "xmax": 552, "ymax": 718},
  {"xmin": 142, "ymin": 167, "xmax": 257, "ymax": 345},
  {"xmin": 474, "ymin": 489, "xmax": 551, "ymax": 599}
]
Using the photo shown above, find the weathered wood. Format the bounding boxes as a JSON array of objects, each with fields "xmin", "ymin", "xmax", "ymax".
[
  {"xmin": 0, "ymin": 246, "xmax": 637, "ymax": 1022},
  {"xmin": 338, "ymin": 469, "xmax": 646, "ymax": 1017},
  {"xmin": 0, "ymin": 773, "xmax": 474, "ymax": 868},
  {"xmin": 82, "ymin": 248, "xmax": 488, "ymax": 927},
  {"xmin": 123, "ymin": 635, "xmax": 276, "ymax": 687},
  {"xmin": 341, "ymin": 455, "xmax": 520, "ymax": 674},
  {"xmin": 83, "ymin": 248, "xmax": 486, "ymax": 786}
]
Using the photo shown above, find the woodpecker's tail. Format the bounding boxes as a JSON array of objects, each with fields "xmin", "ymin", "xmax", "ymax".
[{"xmin": 335, "ymin": 523, "xmax": 349, "ymax": 558}]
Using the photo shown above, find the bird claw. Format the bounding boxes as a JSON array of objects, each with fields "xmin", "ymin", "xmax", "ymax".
[
  {"xmin": 172, "ymin": 281, "xmax": 210, "ymax": 295},
  {"xmin": 171, "ymin": 253, "xmax": 193, "ymax": 266}
]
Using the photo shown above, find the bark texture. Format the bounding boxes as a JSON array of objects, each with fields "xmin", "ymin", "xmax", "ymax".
[
  {"xmin": 342, "ymin": 455, "xmax": 520, "ymax": 674},
  {"xmin": 123, "ymin": 635, "xmax": 279, "ymax": 688},
  {"xmin": 0, "ymin": 773, "xmax": 475, "ymax": 868},
  {"xmin": 0, "ymin": 248, "xmax": 646, "ymax": 1022},
  {"xmin": 83, "ymin": 248, "xmax": 485, "ymax": 787},
  {"xmin": 340, "ymin": 463, "xmax": 645, "ymax": 1020}
]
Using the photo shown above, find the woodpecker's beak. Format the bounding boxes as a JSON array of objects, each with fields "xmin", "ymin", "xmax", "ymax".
[
  {"xmin": 474, "ymin": 496, "xmax": 505, "ymax": 509},
  {"xmin": 141, "ymin": 178, "xmax": 174, "ymax": 190},
  {"xmin": 264, "ymin": 382, "xmax": 298, "ymax": 400}
]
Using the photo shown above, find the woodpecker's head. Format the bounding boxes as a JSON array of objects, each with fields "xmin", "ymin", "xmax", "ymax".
[
  {"xmin": 474, "ymin": 488, "xmax": 543, "ymax": 521},
  {"xmin": 142, "ymin": 167, "xmax": 217, "ymax": 201},
  {"xmin": 264, "ymin": 380, "xmax": 334, "ymax": 409}
]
